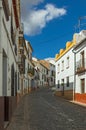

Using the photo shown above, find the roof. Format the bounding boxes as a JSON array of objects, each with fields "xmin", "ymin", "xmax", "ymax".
[
  {"xmin": 73, "ymin": 37, "xmax": 86, "ymax": 50},
  {"xmin": 55, "ymin": 33, "xmax": 77, "ymax": 62},
  {"xmin": 39, "ymin": 60, "xmax": 50, "ymax": 70}
]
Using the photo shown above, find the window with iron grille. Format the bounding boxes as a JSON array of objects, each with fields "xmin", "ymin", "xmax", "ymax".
[
  {"xmin": 66, "ymin": 57, "xmax": 69, "ymax": 68},
  {"xmin": 58, "ymin": 80, "xmax": 60, "ymax": 88},
  {"xmin": 66, "ymin": 77, "xmax": 69, "ymax": 87},
  {"xmin": 11, "ymin": 64, "xmax": 15, "ymax": 96}
]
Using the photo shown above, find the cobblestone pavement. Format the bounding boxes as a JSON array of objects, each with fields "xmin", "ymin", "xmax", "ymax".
[{"xmin": 7, "ymin": 87, "xmax": 86, "ymax": 130}]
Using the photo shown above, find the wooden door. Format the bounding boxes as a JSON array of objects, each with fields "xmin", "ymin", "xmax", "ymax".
[{"xmin": 81, "ymin": 79, "xmax": 85, "ymax": 93}]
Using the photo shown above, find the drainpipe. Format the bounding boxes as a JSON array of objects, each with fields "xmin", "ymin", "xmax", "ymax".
[
  {"xmin": 0, "ymin": 0, "xmax": 2, "ymax": 52},
  {"xmin": 72, "ymin": 50, "xmax": 76, "ymax": 101}
]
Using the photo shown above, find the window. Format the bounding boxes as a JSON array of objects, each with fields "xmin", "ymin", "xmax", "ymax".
[
  {"xmin": 58, "ymin": 64, "xmax": 60, "ymax": 73},
  {"xmin": 81, "ymin": 51, "xmax": 84, "ymax": 68},
  {"xmin": 61, "ymin": 79, "xmax": 64, "ymax": 86},
  {"xmin": 67, "ymin": 57, "xmax": 69, "ymax": 68},
  {"xmin": 81, "ymin": 79, "xmax": 85, "ymax": 93},
  {"xmin": 42, "ymin": 75, "xmax": 44, "ymax": 79},
  {"xmin": 51, "ymin": 71, "xmax": 53, "ymax": 76},
  {"xmin": 11, "ymin": 64, "xmax": 15, "ymax": 96},
  {"xmin": 58, "ymin": 80, "xmax": 60, "ymax": 88},
  {"xmin": 44, "ymin": 75, "xmax": 46, "ymax": 81},
  {"xmin": 18, "ymin": 72, "xmax": 20, "ymax": 90},
  {"xmin": 47, "ymin": 70, "xmax": 48, "ymax": 74},
  {"xmin": 2, "ymin": 0, "xmax": 10, "ymax": 21},
  {"xmin": 62, "ymin": 61, "xmax": 64, "ymax": 71},
  {"xmin": 66, "ymin": 77, "xmax": 69, "ymax": 87},
  {"xmin": 51, "ymin": 77, "xmax": 53, "ymax": 82}
]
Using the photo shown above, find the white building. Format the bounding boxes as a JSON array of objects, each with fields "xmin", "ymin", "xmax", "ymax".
[
  {"xmin": 44, "ymin": 62, "xmax": 55, "ymax": 87},
  {"xmin": 25, "ymin": 41, "xmax": 34, "ymax": 92},
  {"xmin": 39, "ymin": 60, "xmax": 50, "ymax": 87},
  {"xmin": 32, "ymin": 58, "xmax": 55, "ymax": 87},
  {"xmin": 32, "ymin": 59, "xmax": 40, "ymax": 87},
  {"xmin": 73, "ymin": 30, "xmax": 86, "ymax": 103},
  {"xmin": 45, "ymin": 57, "xmax": 55, "ymax": 65},
  {"xmin": 17, "ymin": 25, "xmax": 26, "ymax": 99},
  {"xmin": 45, "ymin": 58, "xmax": 55, "ymax": 86},
  {"xmin": 55, "ymin": 34, "xmax": 77, "ymax": 100},
  {"xmin": 0, "ymin": 0, "xmax": 20, "ymax": 126}
]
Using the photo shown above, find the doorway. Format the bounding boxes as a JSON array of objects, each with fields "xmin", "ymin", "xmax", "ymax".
[
  {"xmin": 3, "ymin": 50, "xmax": 7, "ymax": 96},
  {"xmin": 81, "ymin": 79, "xmax": 85, "ymax": 93},
  {"xmin": 62, "ymin": 79, "xmax": 64, "ymax": 96}
]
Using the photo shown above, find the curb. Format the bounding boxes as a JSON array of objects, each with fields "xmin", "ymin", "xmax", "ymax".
[{"xmin": 70, "ymin": 101, "xmax": 86, "ymax": 107}]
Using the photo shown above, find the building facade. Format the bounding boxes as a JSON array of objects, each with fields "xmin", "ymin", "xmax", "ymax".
[
  {"xmin": 45, "ymin": 58, "xmax": 55, "ymax": 87},
  {"xmin": 73, "ymin": 30, "xmax": 86, "ymax": 103},
  {"xmin": 0, "ymin": 0, "xmax": 21, "ymax": 128},
  {"xmin": 26, "ymin": 41, "xmax": 34, "ymax": 92},
  {"xmin": 48, "ymin": 63, "xmax": 55, "ymax": 87},
  {"xmin": 32, "ymin": 58, "xmax": 55, "ymax": 88},
  {"xmin": 55, "ymin": 34, "xmax": 76, "ymax": 100}
]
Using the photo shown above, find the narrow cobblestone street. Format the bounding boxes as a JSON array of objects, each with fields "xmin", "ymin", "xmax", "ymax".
[{"xmin": 7, "ymin": 88, "xmax": 86, "ymax": 130}]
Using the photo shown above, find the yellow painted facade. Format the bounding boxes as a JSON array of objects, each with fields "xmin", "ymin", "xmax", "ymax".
[{"xmin": 55, "ymin": 33, "xmax": 77, "ymax": 61}]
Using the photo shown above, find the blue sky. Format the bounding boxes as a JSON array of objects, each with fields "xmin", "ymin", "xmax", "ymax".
[{"xmin": 21, "ymin": 0, "xmax": 86, "ymax": 59}]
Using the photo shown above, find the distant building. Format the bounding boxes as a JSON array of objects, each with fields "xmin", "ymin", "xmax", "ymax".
[
  {"xmin": 39, "ymin": 60, "xmax": 50, "ymax": 87},
  {"xmin": 45, "ymin": 57, "xmax": 55, "ymax": 65},
  {"xmin": 44, "ymin": 58, "xmax": 55, "ymax": 86},
  {"xmin": 25, "ymin": 41, "xmax": 34, "ymax": 92},
  {"xmin": 32, "ymin": 58, "xmax": 55, "ymax": 87},
  {"xmin": 73, "ymin": 30, "xmax": 86, "ymax": 103}
]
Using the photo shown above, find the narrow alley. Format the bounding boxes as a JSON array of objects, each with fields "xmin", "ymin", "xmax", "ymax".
[{"xmin": 7, "ymin": 88, "xmax": 86, "ymax": 130}]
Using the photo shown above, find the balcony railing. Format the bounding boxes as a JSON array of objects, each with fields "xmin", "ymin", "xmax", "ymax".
[
  {"xmin": 18, "ymin": 46, "xmax": 24, "ymax": 55},
  {"xmin": 20, "ymin": 23, "xmax": 24, "ymax": 33},
  {"xmin": 76, "ymin": 59, "xmax": 86, "ymax": 74},
  {"xmin": 19, "ymin": 37, "xmax": 24, "ymax": 45},
  {"xmin": 28, "ymin": 68, "xmax": 34, "ymax": 77},
  {"xmin": 18, "ymin": 56, "xmax": 25, "ymax": 74}
]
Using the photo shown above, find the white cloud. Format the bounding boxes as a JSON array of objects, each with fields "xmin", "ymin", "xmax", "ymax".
[
  {"xmin": 45, "ymin": 4, "xmax": 66, "ymax": 21},
  {"xmin": 21, "ymin": 1, "xmax": 67, "ymax": 36}
]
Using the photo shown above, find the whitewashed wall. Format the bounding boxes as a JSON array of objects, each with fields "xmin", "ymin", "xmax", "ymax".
[
  {"xmin": 55, "ymin": 48, "xmax": 74, "ymax": 91},
  {"xmin": 75, "ymin": 45, "xmax": 86, "ymax": 93},
  {"xmin": 0, "ymin": 0, "xmax": 18, "ymax": 96}
]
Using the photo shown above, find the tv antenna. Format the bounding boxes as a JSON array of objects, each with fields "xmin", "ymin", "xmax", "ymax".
[
  {"xmin": 74, "ymin": 16, "xmax": 86, "ymax": 32},
  {"xmin": 78, "ymin": 16, "xmax": 86, "ymax": 32}
]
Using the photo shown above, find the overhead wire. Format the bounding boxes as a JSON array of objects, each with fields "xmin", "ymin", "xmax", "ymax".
[{"xmin": 31, "ymin": 30, "xmax": 74, "ymax": 45}]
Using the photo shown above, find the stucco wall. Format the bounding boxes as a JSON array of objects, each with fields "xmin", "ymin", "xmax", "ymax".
[
  {"xmin": 55, "ymin": 48, "xmax": 74, "ymax": 91},
  {"xmin": 0, "ymin": 0, "xmax": 18, "ymax": 96},
  {"xmin": 75, "ymin": 46, "xmax": 86, "ymax": 93}
]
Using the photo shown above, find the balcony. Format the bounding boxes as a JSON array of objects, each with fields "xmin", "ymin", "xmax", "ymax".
[
  {"xmin": 28, "ymin": 68, "xmax": 34, "ymax": 77},
  {"xmin": 19, "ymin": 37, "xmax": 24, "ymax": 45},
  {"xmin": 19, "ymin": 23, "xmax": 24, "ymax": 34},
  {"xmin": 19, "ymin": 23, "xmax": 24, "ymax": 37},
  {"xmin": 18, "ymin": 46, "xmax": 24, "ymax": 55},
  {"xmin": 76, "ymin": 59, "xmax": 86, "ymax": 74},
  {"xmin": 18, "ymin": 56, "xmax": 25, "ymax": 74},
  {"xmin": 19, "ymin": 64, "xmax": 25, "ymax": 74}
]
